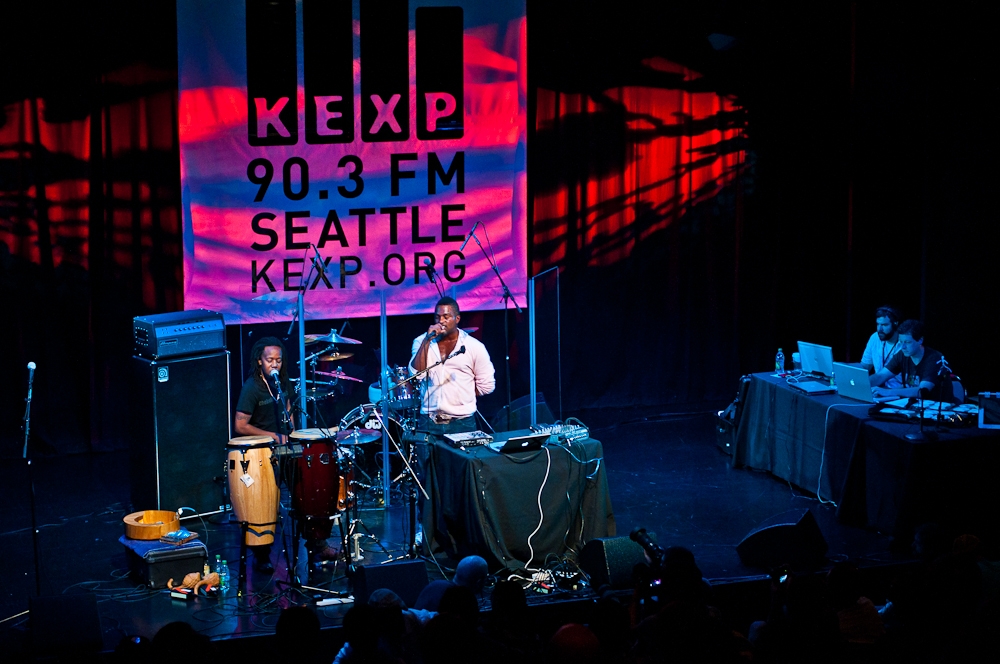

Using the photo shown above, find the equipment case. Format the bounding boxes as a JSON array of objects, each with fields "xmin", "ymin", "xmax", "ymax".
[{"xmin": 119, "ymin": 536, "xmax": 208, "ymax": 589}]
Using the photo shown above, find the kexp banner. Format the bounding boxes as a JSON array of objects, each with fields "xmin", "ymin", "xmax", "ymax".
[{"xmin": 177, "ymin": 0, "xmax": 527, "ymax": 322}]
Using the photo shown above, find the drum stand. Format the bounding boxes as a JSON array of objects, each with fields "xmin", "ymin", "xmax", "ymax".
[
  {"xmin": 366, "ymin": 404, "xmax": 429, "ymax": 560},
  {"xmin": 337, "ymin": 448, "xmax": 393, "ymax": 573}
]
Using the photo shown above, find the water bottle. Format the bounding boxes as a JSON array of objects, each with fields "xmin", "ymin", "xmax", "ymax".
[
  {"xmin": 775, "ymin": 348, "xmax": 785, "ymax": 374},
  {"xmin": 220, "ymin": 560, "xmax": 230, "ymax": 592}
]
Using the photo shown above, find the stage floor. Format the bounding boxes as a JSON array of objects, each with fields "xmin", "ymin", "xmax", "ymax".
[{"xmin": 0, "ymin": 413, "xmax": 912, "ymax": 655}]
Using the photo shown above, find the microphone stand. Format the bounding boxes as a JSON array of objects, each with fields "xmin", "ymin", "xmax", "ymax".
[
  {"xmin": 905, "ymin": 391, "xmax": 938, "ymax": 442},
  {"xmin": 382, "ymin": 351, "xmax": 464, "ymax": 558},
  {"xmin": 469, "ymin": 228, "xmax": 521, "ymax": 429},
  {"xmin": 23, "ymin": 365, "xmax": 41, "ymax": 596}
]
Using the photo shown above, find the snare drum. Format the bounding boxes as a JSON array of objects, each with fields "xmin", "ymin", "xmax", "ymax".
[
  {"xmin": 288, "ymin": 428, "xmax": 339, "ymax": 541},
  {"xmin": 226, "ymin": 436, "xmax": 279, "ymax": 546}
]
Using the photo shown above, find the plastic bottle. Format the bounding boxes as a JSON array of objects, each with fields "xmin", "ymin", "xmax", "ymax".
[
  {"xmin": 775, "ymin": 348, "xmax": 785, "ymax": 374},
  {"xmin": 219, "ymin": 560, "xmax": 230, "ymax": 592}
]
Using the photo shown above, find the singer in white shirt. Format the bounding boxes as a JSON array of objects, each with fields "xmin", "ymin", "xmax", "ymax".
[{"xmin": 409, "ymin": 297, "xmax": 495, "ymax": 434}]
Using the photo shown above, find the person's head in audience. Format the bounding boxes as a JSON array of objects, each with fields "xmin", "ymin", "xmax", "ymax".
[
  {"xmin": 274, "ymin": 606, "xmax": 322, "ymax": 663},
  {"xmin": 341, "ymin": 604, "xmax": 381, "ymax": 656},
  {"xmin": 454, "ymin": 555, "xmax": 489, "ymax": 593},
  {"xmin": 420, "ymin": 613, "xmax": 475, "ymax": 663},
  {"xmin": 151, "ymin": 622, "xmax": 213, "ymax": 664},
  {"xmin": 438, "ymin": 583, "xmax": 479, "ymax": 630},
  {"xmin": 658, "ymin": 546, "xmax": 707, "ymax": 606},
  {"xmin": 548, "ymin": 623, "xmax": 601, "ymax": 664}
]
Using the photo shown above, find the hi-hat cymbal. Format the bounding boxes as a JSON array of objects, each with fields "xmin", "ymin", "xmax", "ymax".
[
  {"xmin": 305, "ymin": 330, "xmax": 362, "ymax": 345},
  {"xmin": 317, "ymin": 352, "xmax": 354, "ymax": 362},
  {"xmin": 336, "ymin": 428, "xmax": 382, "ymax": 445}
]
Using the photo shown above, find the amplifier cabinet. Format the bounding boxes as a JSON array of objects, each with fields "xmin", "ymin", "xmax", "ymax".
[
  {"xmin": 130, "ymin": 351, "xmax": 231, "ymax": 516},
  {"xmin": 133, "ymin": 309, "xmax": 226, "ymax": 359}
]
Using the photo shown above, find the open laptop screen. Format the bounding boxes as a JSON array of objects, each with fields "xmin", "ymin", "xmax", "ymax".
[{"xmin": 797, "ymin": 341, "xmax": 834, "ymax": 378}]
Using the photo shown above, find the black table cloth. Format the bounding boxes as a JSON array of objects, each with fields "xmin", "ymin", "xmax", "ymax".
[
  {"xmin": 733, "ymin": 373, "xmax": 1000, "ymax": 539},
  {"xmin": 420, "ymin": 437, "xmax": 615, "ymax": 569}
]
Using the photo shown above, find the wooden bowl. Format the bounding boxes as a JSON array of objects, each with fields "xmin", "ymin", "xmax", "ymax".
[{"xmin": 123, "ymin": 509, "xmax": 180, "ymax": 540}]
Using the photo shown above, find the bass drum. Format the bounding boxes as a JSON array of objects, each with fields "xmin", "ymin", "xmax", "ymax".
[{"xmin": 339, "ymin": 404, "xmax": 407, "ymax": 486}]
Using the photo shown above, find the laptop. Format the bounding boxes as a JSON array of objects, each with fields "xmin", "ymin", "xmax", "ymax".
[
  {"xmin": 789, "ymin": 380, "xmax": 836, "ymax": 396},
  {"xmin": 488, "ymin": 429, "xmax": 549, "ymax": 454},
  {"xmin": 833, "ymin": 362, "xmax": 874, "ymax": 402},
  {"xmin": 797, "ymin": 341, "xmax": 834, "ymax": 378}
]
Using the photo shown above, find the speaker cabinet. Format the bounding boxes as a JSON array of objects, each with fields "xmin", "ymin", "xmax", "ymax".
[
  {"xmin": 130, "ymin": 351, "xmax": 231, "ymax": 516},
  {"xmin": 736, "ymin": 508, "xmax": 828, "ymax": 569},
  {"xmin": 352, "ymin": 560, "xmax": 429, "ymax": 608},
  {"xmin": 580, "ymin": 536, "xmax": 648, "ymax": 590},
  {"xmin": 491, "ymin": 393, "xmax": 556, "ymax": 431}
]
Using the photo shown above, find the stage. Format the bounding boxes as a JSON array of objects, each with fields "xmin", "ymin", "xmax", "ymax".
[{"xmin": 1, "ymin": 412, "xmax": 921, "ymax": 659}]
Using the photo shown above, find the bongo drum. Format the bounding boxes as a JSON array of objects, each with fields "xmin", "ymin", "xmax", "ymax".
[
  {"xmin": 226, "ymin": 435, "xmax": 279, "ymax": 546},
  {"xmin": 288, "ymin": 428, "xmax": 340, "ymax": 541}
]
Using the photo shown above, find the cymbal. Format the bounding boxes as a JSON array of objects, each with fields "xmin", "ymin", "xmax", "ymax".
[
  {"xmin": 315, "ymin": 369, "xmax": 364, "ymax": 383},
  {"xmin": 305, "ymin": 330, "xmax": 362, "ymax": 345},
  {"xmin": 317, "ymin": 352, "xmax": 354, "ymax": 362},
  {"xmin": 336, "ymin": 428, "xmax": 382, "ymax": 445}
]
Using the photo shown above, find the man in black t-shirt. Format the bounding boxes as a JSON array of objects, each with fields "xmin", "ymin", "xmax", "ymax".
[
  {"xmin": 869, "ymin": 320, "xmax": 948, "ymax": 400},
  {"xmin": 234, "ymin": 336, "xmax": 338, "ymax": 568},
  {"xmin": 235, "ymin": 337, "xmax": 292, "ymax": 443},
  {"xmin": 233, "ymin": 336, "xmax": 292, "ymax": 573}
]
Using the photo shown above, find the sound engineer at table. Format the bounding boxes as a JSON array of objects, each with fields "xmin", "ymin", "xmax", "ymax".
[{"xmin": 869, "ymin": 320, "xmax": 949, "ymax": 400}]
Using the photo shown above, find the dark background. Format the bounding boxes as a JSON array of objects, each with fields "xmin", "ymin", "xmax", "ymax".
[{"xmin": 2, "ymin": 0, "xmax": 997, "ymax": 457}]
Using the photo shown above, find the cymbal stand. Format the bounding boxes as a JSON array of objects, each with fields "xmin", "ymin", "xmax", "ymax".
[
  {"xmin": 337, "ymin": 435, "xmax": 393, "ymax": 571},
  {"xmin": 367, "ymin": 400, "xmax": 430, "ymax": 560}
]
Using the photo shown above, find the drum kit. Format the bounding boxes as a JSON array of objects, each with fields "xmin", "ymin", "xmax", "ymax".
[{"xmin": 225, "ymin": 329, "xmax": 427, "ymax": 584}]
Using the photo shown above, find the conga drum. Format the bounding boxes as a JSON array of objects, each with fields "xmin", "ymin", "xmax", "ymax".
[
  {"xmin": 289, "ymin": 428, "xmax": 340, "ymax": 541},
  {"xmin": 226, "ymin": 435, "xmax": 279, "ymax": 546}
]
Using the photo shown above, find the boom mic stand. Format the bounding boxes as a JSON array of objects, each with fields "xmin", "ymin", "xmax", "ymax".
[
  {"xmin": 468, "ymin": 225, "xmax": 521, "ymax": 430},
  {"xmin": 385, "ymin": 352, "xmax": 460, "ymax": 557},
  {"xmin": 23, "ymin": 362, "xmax": 41, "ymax": 596}
]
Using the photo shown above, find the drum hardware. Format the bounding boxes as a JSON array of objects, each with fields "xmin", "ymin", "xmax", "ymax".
[{"xmin": 363, "ymin": 402, "xmax": 429, "ymax": 560}]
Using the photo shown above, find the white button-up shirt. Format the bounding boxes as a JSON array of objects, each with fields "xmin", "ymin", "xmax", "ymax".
[{"xmin": 409, "ymin": 329, "xmax": 495, "ymax": 418}]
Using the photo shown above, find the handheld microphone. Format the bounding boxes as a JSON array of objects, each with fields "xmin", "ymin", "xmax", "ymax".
[
  {"xmin": 459, "ymin": 221, "xmax": 480, "ymax": 252},
  {"xmin": 311, "ymin": 243, "xmax": 325, "ymax": 276},
  {"xmin": 422, "ymin": 257, "xmax": 437, "ymax": 283}
]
